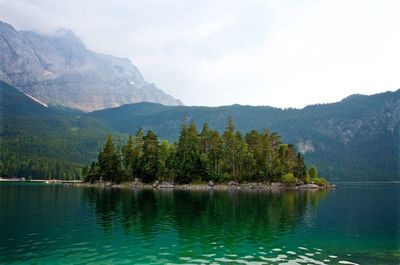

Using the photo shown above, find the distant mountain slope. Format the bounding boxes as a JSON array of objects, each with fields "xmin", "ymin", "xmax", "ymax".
[
  {"xmin": 90, "ymin": 90, "xmax": 400, "ymax": 181},
  {"xmin": 0, "ymin": 80, "xmax": 49, "ymax": 115},
  {"xmin": 0, "ymin": 21, "xmax": 182, "ymax": 111},
  {"xmin": 0, "ymin": 81, "xmax": 125, "ymax": 178}
]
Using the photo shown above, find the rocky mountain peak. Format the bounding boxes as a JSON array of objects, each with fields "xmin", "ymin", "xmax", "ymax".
[{"xmin": 0, "ymin": 20, "xmax": 182, "ymax": 111}]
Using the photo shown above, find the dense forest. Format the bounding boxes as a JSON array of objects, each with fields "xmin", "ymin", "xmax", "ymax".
[
  {"xmin": 83, "ymin": 119, "xmax": 327, "ymax": 186},
  {"xmin": 0, "ymin": 152, "xmax": 82, "ymax": 180}
]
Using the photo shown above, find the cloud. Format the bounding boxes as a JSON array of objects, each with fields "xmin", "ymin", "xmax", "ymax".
[{"xmin": 1, "ymin": 0, "xmax": 399, "ymax": 107}]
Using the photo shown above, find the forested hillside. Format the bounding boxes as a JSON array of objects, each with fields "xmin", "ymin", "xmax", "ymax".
[
  {"xmin": 1, "ymin": 80, "xmax": 398, "ymax": 181},
  {"xmin": 0, "ymin": 81, "xmax": 123, "ymax": 179}
]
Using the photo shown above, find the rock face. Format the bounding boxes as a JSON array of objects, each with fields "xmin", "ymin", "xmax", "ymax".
[{"xmin": 0, "ymin": 21, "xmax": 182, "ymax": 111}]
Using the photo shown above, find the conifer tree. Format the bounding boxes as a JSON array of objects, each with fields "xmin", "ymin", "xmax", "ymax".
[
  {"xmin": 223, "ymin": 117, "xmax": 237, "ymax": 179},
  {"xmin": 122, "ymin": 135, "xmax": 135, "ymax": 181},
  {"xmin": 133, "ymin": 128, "xmax": 144, "ymax": 178},
  {"xmin": 98, "ymin": 134, "xmax": 121, "ymax": 182},
  {"xmin": 208, "ymin": 130, "xmax": 223, "ymax": 178},
  {"xmin": 141, "ymin": 130, "xmax": 159, "ymax": 183},
  {"xmin": 294, "ymin": 152, "xmax": 307, "ymax": 181},
  {"xmin": 158, "ymin": 140, "xmax": 175, "ymax": 180}
]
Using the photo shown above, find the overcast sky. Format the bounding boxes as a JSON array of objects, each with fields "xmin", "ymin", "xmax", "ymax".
[{"xmin": 1, "ymin": 0, "xmax": 399, "ymax": 108}]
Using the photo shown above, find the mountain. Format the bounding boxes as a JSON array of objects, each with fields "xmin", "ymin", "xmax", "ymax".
[
  {"xmin": 0, "ymin": 80, "xmax": 125, "ymax": 178},
  {"xmin": 0, "ymin": 21, "xmax": 182, "ymax": 111},
  {"xmin": 89, "ymin": 90, "xmax": 400, "ymax": 181}
]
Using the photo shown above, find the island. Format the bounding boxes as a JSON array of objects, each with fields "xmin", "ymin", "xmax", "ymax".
[{"xmin": 81, "ymin": 119, "xmax": 332, "ymax": 190}]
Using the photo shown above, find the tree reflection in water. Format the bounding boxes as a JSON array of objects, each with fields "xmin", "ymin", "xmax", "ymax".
[{"xmin": 81, "ymin": 188, "xmax": 327, "ymax": 247}]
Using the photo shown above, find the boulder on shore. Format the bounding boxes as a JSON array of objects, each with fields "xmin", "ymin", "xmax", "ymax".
[
  {"xmin": 228, "ymin": 181, "xmax": 239, "ymax": 186},
  {"xmin": 249, "ymin": 182, "xmax": 263, "ymax": 189},
  {"xmin": 158, "ymin": 181, "xmax": 174, "ymax": 188},
  {"xmin": 105, "ymin": 182, "xmax": 113, "ymax": 188},
  {"xmin": 298, "ymin": 184, "xmax": 320, "ymax": 189},
  {"xmin": 271, "ymin": 182, "xmax": 284, "ymax": 188},
  {"xmin": 129, "ymin": 178, "xmax": 142, "ymax": 188},
  {"xmin": 153, "ymin": 180, "xmax": 159, "ymax": 188}
]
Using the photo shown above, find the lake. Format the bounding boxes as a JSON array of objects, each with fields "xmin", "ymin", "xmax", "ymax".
[{"xmin": 0, "ymin": 182, "xmax": 399, "ymax": 264}]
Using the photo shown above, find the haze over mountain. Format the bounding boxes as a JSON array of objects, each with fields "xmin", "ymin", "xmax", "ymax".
[
  {"xmin": 0, "ymin": 21, "xmax": 182, "ymax": 111},
  {"xmin": 1, "ymin": 80, "xmax": 398, "ymax": 181}
]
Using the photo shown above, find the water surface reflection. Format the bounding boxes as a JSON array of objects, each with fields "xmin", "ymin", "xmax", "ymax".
[
  {"xmin": 82, "ymin": 188, "xmax": 327, "ymax": 247},
  {"xmin": 2, "ymin": 183, "xmax": 397, "ymax": 264}
]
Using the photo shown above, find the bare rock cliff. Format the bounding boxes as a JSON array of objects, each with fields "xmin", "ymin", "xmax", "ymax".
[{"xmin": 0, "ymin": 21, "xmax": 182, "ymax": 111}]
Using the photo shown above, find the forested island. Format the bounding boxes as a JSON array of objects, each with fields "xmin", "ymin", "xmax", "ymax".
[{"xmin": 82, "ymin": 119, "xmax": 329, "ymax": 187}]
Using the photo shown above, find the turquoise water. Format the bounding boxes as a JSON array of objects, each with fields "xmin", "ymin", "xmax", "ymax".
[{"xmin": 0, "ymin": 183, "xmax": 399, "ymax": 264}]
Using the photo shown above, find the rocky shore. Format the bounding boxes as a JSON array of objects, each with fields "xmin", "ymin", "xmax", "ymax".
[{"xmin": 76, "ymin": 179, "xmax": 336, "ymax": 191}]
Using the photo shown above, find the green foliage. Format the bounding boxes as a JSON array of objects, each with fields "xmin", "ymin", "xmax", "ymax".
[
  {"xmin": 121, "ymin": 135, "xmax": 136, "ymax": 181},
  {"xmin": 141, "ymin": 130, "xmax": 159, "ymax": 183},
  {"xmin": 281, "ymin": 173, "xmax": 297, "ymax": 186},
  {"xmin": 308, "ymin": 165, "xmax": 318, "ymax": 179},
  {"xmin": 83, "ymin": 119, "xmax": 312, "ymax": 184},
  {"xmin": 0, "ymin": 152, "xmax": 82, "ymax": 180},
  {"xmin": 158, "ymin": 140, "xmax": 176, "ymax": 181},
  {"xmin": 98, "ymin": 134, "xmax": 122, "ymax": 183},
  {"xmin": 175, "ymin": 121, "xmax": 202, "ymax": 183},
  {"xmin": 294, "ymin": 153, "xmax": 307, "ymax": 181},
  {"xmin": 304, "ymin": 172, "xmax": 311, "ymax": 184},
  {"xmin": 313, "ymin": 177, "xmax": 329, "ymax": 187},
  {"xmin": 83, "ymin": 162, "xmax": 99, "ymax": 183}
]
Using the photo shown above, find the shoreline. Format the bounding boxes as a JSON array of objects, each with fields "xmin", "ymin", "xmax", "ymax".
[
  {"xmin": 0, "ymin": 178, "xmax": 337, "ymax": 190},
  {"xmin": 75, "ymin": 181, "xmax": 336, "ymax": 191}
]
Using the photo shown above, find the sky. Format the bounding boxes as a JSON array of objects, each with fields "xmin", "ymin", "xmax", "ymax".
[{"xmin": 1, "ymin": 0, "xmax": 399, "ymax": 108}]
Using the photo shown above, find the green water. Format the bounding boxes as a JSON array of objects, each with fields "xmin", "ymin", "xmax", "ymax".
[{"xmin": 0, "ymin": 183, "xmax": 399, "ymax": 264}]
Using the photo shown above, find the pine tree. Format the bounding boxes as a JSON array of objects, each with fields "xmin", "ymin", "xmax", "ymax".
[
  {"xmin": 176, "ymin": 121, "xmax": 203, "ymax": 183},
  {"xmin": 122, "ymin": 135, "xmax": 136, "ymax": 181},
  {"xmin": 98, "ymin": 134, "xmax": 121, "ymax": 182},
  {"xmin": 133, "ymin": 128, "xmax": 144, "ymax": 178},
  {"xmin": 208, "ymin": 130, "xmax": 223, "ymax": 178},
  {"xmin": 176, "ymin": 122, "xmax": 189, "ymax": 183},
  {"xmin": 294, "ymin": 152, "xmax": 307, "ymax": 181},
  {"xmin": 200, "ymin": 123, "xmax": 210, "ymax": 154},
  {"xmin": 158, "ymin": 140, "xmax": 174, "ymax": 180},
  {"xmin": 141, "ymin": 130, "xmax": 159, "ymax": 183},
  {"xmin": 223, "ymin": 117, "xmax": 237, "ymax": 179},
  {"xmin": 235, "ymin": 131, "xmax": 255, "ymax": 181},
  {"xmin": 246, "ymin": 130, "xmax": 263, "ymax": 179},
  {"xmin": 199, "ymin": 123, "xmax": 212, "ymax": 178}
]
